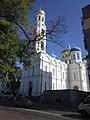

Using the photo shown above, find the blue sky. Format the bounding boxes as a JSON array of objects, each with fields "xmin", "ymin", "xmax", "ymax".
[{"xmin": 28, "ymin": 0, "xmax": 90, "ymax": 59}]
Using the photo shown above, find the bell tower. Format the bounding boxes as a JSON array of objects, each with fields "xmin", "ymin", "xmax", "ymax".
[{"xmin": 33, "ymin": 8, "xmax": 46, "ymax": 53}]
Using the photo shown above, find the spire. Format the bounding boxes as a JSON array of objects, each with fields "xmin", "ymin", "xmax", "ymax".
[
  {"xmin": 68, "ymin": 43, "xmax": 70, "ymax": 49},
  {"xmin": 39, "ymin": 5, "xmax": 41, "ymax": 10}
]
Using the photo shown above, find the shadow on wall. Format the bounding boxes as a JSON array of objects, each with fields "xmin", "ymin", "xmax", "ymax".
[{"xmin": 31, "ymin": 69, "xmax": 52, "ymax": 102}]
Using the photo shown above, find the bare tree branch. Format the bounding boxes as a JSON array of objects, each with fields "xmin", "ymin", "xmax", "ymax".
[{"xmin": 15, "ymin": 16, "xmax": 67, "ymax": 57}]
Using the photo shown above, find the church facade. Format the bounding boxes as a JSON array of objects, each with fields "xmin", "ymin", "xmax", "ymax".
[{"xmin": 20, "ymin": 9, "xmax": 89, "ymax": 97}]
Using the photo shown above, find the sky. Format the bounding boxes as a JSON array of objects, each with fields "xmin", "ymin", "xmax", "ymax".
[{"xmin": 28, "ymin": 0, "xmax": 90, "ymax": 60}]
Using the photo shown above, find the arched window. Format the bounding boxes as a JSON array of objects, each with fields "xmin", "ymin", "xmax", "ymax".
[
  {"xmin": 73, "ymin": 54, "xmax": 75, "ymax": 59},
  {"xmin": 41, "ymin": 41, "xmax": 44, "ymax": 50},
  {"xmin": 38, "ymin": 42, "xmax": 39, "ymax": 47},
  {"xmin": 69, "ymin": 59, "xmax": 71, "ymax": 64},
  {"xmin": 42, "ymin": 29, "xmax": 45, "ymax": 35},
  {"xmin": 65, "ymin": 60, "xmax": 67, "ymax": 63},
  {"xmin": 42, "ymin": 17, "xmax": 44, "ymax": 22},
  {"xmin": 77, "ymin": 53, "xmax": 80, "ymax": 59},
  {"xmin": 53, "ymin": 68, "xmax": 55, "ymax": 76},
  {"xmin": 38, "ymin": 16, "xmax": 40, "ymax": 21}
]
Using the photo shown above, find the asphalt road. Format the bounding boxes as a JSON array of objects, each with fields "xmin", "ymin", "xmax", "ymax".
[
  {"xmin": 0, "ymin": 108, "xmax": 48, "ymax": 120},
  {"xmin": 0, "ymin": 99, "xmax": 89, "ymax": 120},
  {"xmin": 0, "ymin": 106, "xmax": 89, "ymax": 120}
]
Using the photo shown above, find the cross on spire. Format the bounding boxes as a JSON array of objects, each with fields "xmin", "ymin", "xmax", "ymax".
[{"xmin": 39, "ymin": 5, "xmax": 42, "ymax": 10}]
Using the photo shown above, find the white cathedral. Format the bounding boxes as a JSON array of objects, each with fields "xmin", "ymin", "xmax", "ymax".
[{"xmin": 20, "ymin": 8, "xmax": 89, "ymax": 97}]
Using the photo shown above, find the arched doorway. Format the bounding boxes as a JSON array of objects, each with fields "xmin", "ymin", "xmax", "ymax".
[{"xmin": 74, "ymin": 85, "xmax": 79, "ymax": 90}]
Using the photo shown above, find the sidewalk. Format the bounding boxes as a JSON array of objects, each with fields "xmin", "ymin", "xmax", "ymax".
[
  {"xmin": 32, "ymin": 102, "xmax": 78, "ymax": 112},
  {"xmin": 0, "ymin": 99, "xmax": 78, "ymax": 112}
]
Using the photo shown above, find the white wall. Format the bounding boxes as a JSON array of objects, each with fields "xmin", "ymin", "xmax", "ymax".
[{"xmin": 20, "ymin": 52, "xmax": 89, "ymax": 97}]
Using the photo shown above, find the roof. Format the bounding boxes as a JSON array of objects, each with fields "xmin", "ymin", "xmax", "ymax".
[
  {"xmin": 70, "ymin": 47, "xmax": 81, "ymax": 52},
  {"xmin": 35, "ymin": 8, "xmax": 45, "ymax": 16}
]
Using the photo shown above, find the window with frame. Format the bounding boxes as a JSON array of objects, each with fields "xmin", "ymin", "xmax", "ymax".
[
  {"xmin": 65, "ymin": 60, "xmax": 67, "ymax": 63},
  {"xmin": 41, "ymin": 41, "xmax": 44, "ymax": 50},
  {"xmin": 53, "ymin": 68, "xmax": 55, "ymax": 76},
  {"xmin": 69, "ymin": 59, "xmax": 71, "ymax": 64},
  {"xmin": 38, "ymin": 16, "xmax": 41, "ymax": 21},
  {"xmin": 77, "ymin": 53, "xmax": 80, "ymax": 59},
  {"xmin": 73, "ymin": 54, "xmax": 75, "ymax": 59},
  {"xmin": 38, "ymin": 42, "xmax": 39, "ymax": 47},
  {"xmin": 42, "ymin": 17, "xmax": 44, "ymax": 22},
  {"xmin": 42, "ymin": 29, "xmax": 45, "ymax": 35}
]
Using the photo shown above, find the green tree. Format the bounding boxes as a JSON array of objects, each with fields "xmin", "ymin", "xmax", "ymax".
[
  {"xmin": 0, "ymin": 0, "xmax": 35, "ymax": 86},
  {"xmin": 0, "ymin": 0, "xmax": 35, "ymax": 23}
]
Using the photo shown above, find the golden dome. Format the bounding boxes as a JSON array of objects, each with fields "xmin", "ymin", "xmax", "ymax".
[
  {"xmin": 35, "ymin": 8, "xmax": 45, "ymax": 16},
  {"xmin": 61, "ymin": 43, "xmax": 70, "ymax": 58}
]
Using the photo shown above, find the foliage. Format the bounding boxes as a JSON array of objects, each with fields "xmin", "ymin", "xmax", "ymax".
[
  {"xmin": 0, "ymin": 0, "xmax": 35, "ymax": 24},
  {"xmin": 0, "ymin": 21, "xmax": 32, "ymax": 85},
  {"xmin": 0, "ymin": 0, "xmax": 35, "ymax": 85}
]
